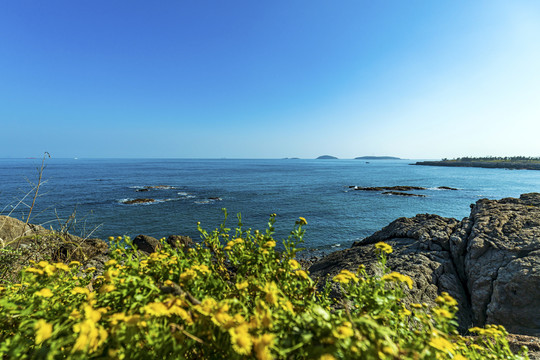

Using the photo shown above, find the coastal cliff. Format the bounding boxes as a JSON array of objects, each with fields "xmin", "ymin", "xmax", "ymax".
[{"xmin": 310, "ymin": 193, "xmax": 540, "ymax": 337}]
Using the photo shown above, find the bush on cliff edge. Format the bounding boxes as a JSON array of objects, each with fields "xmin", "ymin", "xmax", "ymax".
[{"xmin": 0, "ymin": 213, "xmax": 529, "ymax": 359}]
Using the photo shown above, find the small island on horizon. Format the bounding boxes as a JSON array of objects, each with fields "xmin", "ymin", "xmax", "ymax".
[
  {"xmin": 355, "ymin": 156, "xmax": 401, "ymax": 160},
  {"xmin": 316, "ymin": 155, "xmax": 338, "ymax": 159},
  {"xmin": 414, "ymin": 156, "xmax": 540, "ymax": 170}
]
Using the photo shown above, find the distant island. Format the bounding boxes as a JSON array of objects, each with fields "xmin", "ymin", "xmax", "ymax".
[
  {"xmin": 414, "ymin": 156, "xmax": 540, "ymax": 170},
  {"xmin": 316, "ymin": 155, "xmax": 338, "ymax": 159},
  {"xmin": 355, "ymin": 156, "xmax": 401, "ymax": 160}
]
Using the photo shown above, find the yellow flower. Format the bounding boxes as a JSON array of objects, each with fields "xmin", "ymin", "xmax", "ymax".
[
  {"xmin": 108, "ymin": 312, "xmax": 127, "ymax": 326},
  {"xmin": 35, "ymin": 288, "xmax": 53, "ymax": 298},
  {"xmin": 411, "ymin": 303, "xmax": 423, "ymax": 309},
  {"xmin": 429, "ymin": 336, "xmax": 455, "ymax": 354},
  {"xmin": 400, "ymin": 306, "xmax": 412, "ymax": 317},
  {"xmin": 72, "ymin": 287, "xmax": 90, "ymax": 296},
  {"xmin": 281, "ymin": 300, "xmax": 294, "ymax": 314},
  {"xmin": 69, "ymin": 261, "xmax": 82, "ymax": 267},
  {"xmin": 25, "ymin": 267, "xmax": 45, "ymax": 275},
  {"xmin": 289, "ymin": 259, "xmax": 301, "ymax": 270},
  {"xmin": 436, "ymin": 292, "xmax": 458, "ymax": 307},
  {"xmin": 168, "ymin": 305, "xmax": 193, "ymax": 325},
  {"xmin": 298, "ymin": 217, "xmax": 308, "ymax": 225},
  {"xmin": 253, "ymin": 333, "xmax": 274, "ymax": 360},
  {"xmin": 105, "ymin": 259, "xmax": 117, "ymax": 267},
  {"xmin": 295, "ymin": 270, "xmax": 309, "ymax": 280},
  {"xmin": 72, "ymin": 320, "xmax": 108, "ymax": 353},
  {"xmin": 236, "ymin": 281, "xmax": 249, "ymax": 290},
  {"xmin": 84, "ymin": 267, "xmax": 97, "ymax": 273},
  {"xmin": 433, "ymin": 307, "xmax": 453, "ymax": 319},
  {"xmin": 143, "ymin": 302, "xmax": 170, "ymax": 317},
  {"xmin": 229, "ymin": 323, "xmax": 252, "ymax": 355},
  {"xmin": 468, "ymin": 325, "xmax": 505, "ymax": 337},
  {"xmin": 263, "ymin": 240, "xmax": 276, "ymax": 248},
  {"xmin": 332, "ymin": 269, "xmax": 359, "ymax": 284},
  {"xmin": 381, "ymin": 272, "xmax": 413, "ymax": 289},
  {"xmin": 54, "ymin": 263, "xmax": 70, "ymax": 272},
  {"xmin": 196, "ymin": 297, "xmax": 218, "ymax": 316},
  {"xmin": 104, "ymin": 268, "xmax": 119, "ymax": 282},
  {"xmin": 193, "ymin": 264, "xmax": 211, "ymax": 275},
  {"xmin": 333, "ymin": 322, "xmax": 354, "ymax": 339},
  {"xmin": 263, "ymin": 282, "xmax": 280, "ymax": 306},
  {"xmin": 375, "ymin": 241, "xmax": 393, "ymax": 254},
  {"xmin": 34, "ymin": 319, "xmax": 53, "ymax": 344},
  {"xmin": 320, "ymin": 355, "xmax": 336, "ymax": 360},
  {"xmin": 99, "ymin": 284, "xmax": 116, "ymax": 294},
  {"xmin": 212, "ymin": 302, "xmax": 233, "ymax": 327},
  {"xmin": 180, "ymin": 268, "xmax": 197, "ymax": 281}
]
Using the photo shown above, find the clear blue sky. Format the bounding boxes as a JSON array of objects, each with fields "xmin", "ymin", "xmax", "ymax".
[{"xmin": 1, "ymin": 1, "xmax": 539, "ymax": 159}]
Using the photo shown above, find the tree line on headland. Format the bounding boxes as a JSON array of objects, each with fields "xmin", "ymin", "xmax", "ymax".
[
  {"xmin": 441, "ymin": 156, "xmax": 540, "ymax": 162},
  {"xmin": 416, "ymin": 156, "xmax": 540, "ymax": 170}
]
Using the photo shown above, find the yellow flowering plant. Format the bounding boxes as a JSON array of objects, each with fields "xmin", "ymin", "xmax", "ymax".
[{"xmin": 0, "ymin": 214, "xmax": 530, "ymax": 359}]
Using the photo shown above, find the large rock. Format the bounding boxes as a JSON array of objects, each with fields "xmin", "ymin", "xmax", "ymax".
[
  {"xmin": 0, "ymin": 215, "xmax": 110, "ymax": 280},
  {"xmin": 310, "ymin": 193, "xmax": 540, "ymax": 336},
  {"xmin": 133, "ymin": 234, "xmax": 161, "ymax": 253},
  {"xmin": 0, "ymin": 215, "xmax": 49, "ymax": 247}
]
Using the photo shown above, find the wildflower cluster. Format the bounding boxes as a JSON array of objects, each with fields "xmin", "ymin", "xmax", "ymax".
[{"xmin": 0, "ymin": 213, "xmax": 529, "ymax": 359}]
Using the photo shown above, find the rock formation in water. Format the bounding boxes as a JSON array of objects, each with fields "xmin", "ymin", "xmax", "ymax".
[{"xmin": 310, "ymin": 193, "xmax": 540, "ymax": 336}]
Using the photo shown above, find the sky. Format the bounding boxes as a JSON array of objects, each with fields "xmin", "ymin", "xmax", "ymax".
[{"xmin": 1, "ymin": 1, "xmax": 540, "ymax": 159}]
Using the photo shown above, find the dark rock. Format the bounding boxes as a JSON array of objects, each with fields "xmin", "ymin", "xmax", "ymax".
[
  {"xmin": 352, "ymin": 186, "xmax": 427, "ymax": 191},
  {"xmin": 382, "ymin": 191, "xmax": 426, "ymax": 197},
  {"xmin": 166, "ymin": 235, "xmax": 193, "ymax": 250},
  {"xmin": 311, "ymin": 193, "xmax": 540, "ymax": 336},
  {"xmin": 135, "ymin": 188, "xmax": 150, "ymax": 192},
  {"xmin": 123, "ymin": 198, "xmax": 156, "ymax": 204},
  {"xmin": 133, "ymin": 234, "xmax": 161, "ymax": 253},
  {"xmin": 437, "ymin": 186, "xmax": 458, "ymax": 190}
]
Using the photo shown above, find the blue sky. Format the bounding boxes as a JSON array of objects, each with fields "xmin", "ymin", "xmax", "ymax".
[{"xmin": 1, "ymin": 1, "xmax": 539, "ymax": 159}]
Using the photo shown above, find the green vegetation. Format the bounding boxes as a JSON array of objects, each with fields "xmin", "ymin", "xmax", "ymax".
[
  {"xmin": 442, "ymin": 156, "xmax": 540, "ymax": 163},
  {"xmin": 0, "ymin": 213, "xmax": 529, "ymax": 359}
]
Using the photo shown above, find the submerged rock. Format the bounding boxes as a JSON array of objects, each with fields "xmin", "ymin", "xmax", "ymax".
[
  {"xmin": 350, "ymin": 186, "xmax": 427, "ymax": 191},
  {"xmin": 310, "ymin": 193, "xmax": 540, "ymax": 336},
  {"xmin": 123, "ymin": 198, "xmax": 156, "ymax": 204},
  {"xmin": 382, "ymin": 191, "xmax": 426, "ymax": 197},
  {"xmin": 437, "ymin": 186, "xmax": 458, "ymax": 190}
]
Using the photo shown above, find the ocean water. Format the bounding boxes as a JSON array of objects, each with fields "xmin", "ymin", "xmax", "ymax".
[{"xmin": 1, "ymin": 158, "xmax": 539, "ymax": 254}]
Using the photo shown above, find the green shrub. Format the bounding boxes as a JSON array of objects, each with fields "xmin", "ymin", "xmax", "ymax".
[{"xmin": 0, "ymin": 213, "xmax": 529, "ymax": 359}]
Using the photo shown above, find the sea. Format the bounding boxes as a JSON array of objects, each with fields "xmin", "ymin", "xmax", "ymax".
[{"xmin": 1, "ymin": 158, "xmax": 538, "ymax": 255}]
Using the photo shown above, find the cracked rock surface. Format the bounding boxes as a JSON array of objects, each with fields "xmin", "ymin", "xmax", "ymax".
[{"xmin": 309, "ymin": 193, "xmax": 540, "ymax": 336}]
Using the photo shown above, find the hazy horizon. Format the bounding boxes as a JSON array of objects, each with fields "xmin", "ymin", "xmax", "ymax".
[{"xmin": 2, "ymin": 1, "xmax": 540, "ymax": 159}]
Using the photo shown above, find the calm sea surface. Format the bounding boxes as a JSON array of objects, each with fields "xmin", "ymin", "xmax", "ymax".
[{"xmin": 1, "ymin": 158, "xmax": 538, "ymax": 254}]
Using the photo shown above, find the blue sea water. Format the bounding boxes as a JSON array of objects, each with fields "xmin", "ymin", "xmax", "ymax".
[{"xmin": 1, "ymin": 158, "xmax": 539, "ymax": 254}]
